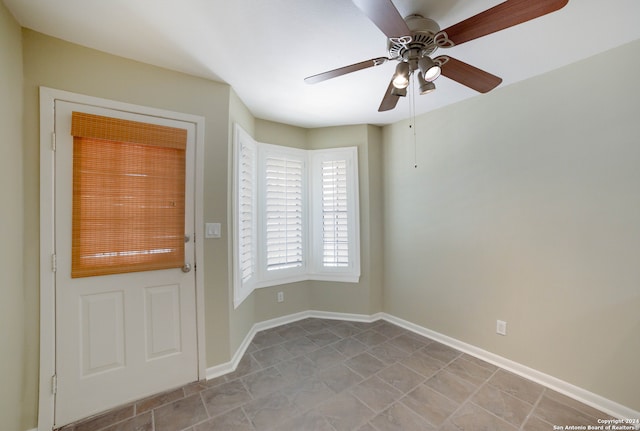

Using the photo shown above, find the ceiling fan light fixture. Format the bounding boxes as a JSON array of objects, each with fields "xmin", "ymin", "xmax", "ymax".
[
  {"xmin": 419, "ymin": 56, "xmax": 441, "ymax": 82},
  {"xmin": 391, "ymin": 86, "xmax": 407, "ymax": 97},
  {"xmin": 418, "ymin": 73, "xmax": 436, "ymax": 95},
  {"xmin": 392, "ymin": 62, "xmax": 410, "ymax": 89}
]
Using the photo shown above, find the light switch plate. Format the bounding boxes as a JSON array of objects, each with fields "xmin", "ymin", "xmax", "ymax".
[{"xmin": 205, "ymin": 223, "xmax": 221, "ymax": 238}]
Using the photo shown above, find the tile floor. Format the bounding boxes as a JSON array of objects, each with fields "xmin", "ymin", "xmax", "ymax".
[{"xmin": 59, "ymin": 318, "xmax": 615, "ymax": 431}]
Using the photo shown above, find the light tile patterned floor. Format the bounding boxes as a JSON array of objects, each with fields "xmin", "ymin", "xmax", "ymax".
[{"xmin": 58, "ymin": 318, "xmax": 614, "ymax": 431}]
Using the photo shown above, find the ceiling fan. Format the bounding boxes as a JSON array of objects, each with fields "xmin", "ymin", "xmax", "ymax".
[{"xmin": 305, "ymin": 0, "xmax": 569, "ymax": 112}]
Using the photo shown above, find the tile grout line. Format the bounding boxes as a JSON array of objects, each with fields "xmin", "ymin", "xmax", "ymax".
[
  {"xmin": 238, "ymin": 404, "xmax": 255, "ymax": 431},
  {"xmin": 405, "ymin": 401, "xmax": 443, "ymax": 431},
  {"xmin": 197, "ymin": 388, "xmax": 210, "ymax": 419},
  {"xmin": 437, "ymin": 366, "xmax": 502, "ymax": 429},
  {"xmin": 465, "ymin": 368, "xmax": 528, "ymax": 429},
  {"xmin": 468, "ymin": 398, "xmax": 521, "ymax": 430},
  {"xmin": 394, "ymin": 353, "xmax": 479, "ymax": 429},
  {"xmin": 518, "ymin": 387, "xmax": 548, "ymax": 431},
  {"xmin": 465, "ymin": 366, "xmax": 544, "ymax": 429}
]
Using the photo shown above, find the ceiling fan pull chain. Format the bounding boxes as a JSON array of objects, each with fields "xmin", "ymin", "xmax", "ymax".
[{"xmin": 410, "ymin": 74, "xmax": 418, "ymax": 168}]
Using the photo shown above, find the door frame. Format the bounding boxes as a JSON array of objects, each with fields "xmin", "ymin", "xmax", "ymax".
[{"xmin": 38, "ymin": 87, "xmax": 206, "ymax": 431}]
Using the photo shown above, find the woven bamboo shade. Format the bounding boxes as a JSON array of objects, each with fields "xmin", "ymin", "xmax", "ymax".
[{"xmin": 71, "ymin": 112, "xmax": 187, "ymax": 278}]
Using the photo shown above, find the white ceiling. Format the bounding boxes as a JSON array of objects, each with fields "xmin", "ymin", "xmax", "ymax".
[{"xmin": 5, "ymin": 0, "xmax": 640, "ymax": 128}]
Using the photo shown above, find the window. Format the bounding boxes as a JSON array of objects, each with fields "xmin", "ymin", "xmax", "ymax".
[
  {"xmin": 232, "ymin": 124, "xmax": 360, "ymax": 307},
  {"xmin": 71, "ymin": 111, "xmax": 187, "ymax": 278}
]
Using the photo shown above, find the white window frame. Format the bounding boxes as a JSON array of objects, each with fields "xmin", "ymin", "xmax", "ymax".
[{"xmin": 232, "ymin": 124, "xmax": 360, "ymax": 308}]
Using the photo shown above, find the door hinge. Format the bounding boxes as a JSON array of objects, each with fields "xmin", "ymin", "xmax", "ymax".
[
  {"xmin": 51, "ymin": 132, "xmax": 56, "ymax": 151},
  {"xmin": 51, "ymin": 253, "xmax": 57, "ymax": 272},
  {"xmin": 51, "ymin": 374, "xmax": 57, "ymax": 395}
]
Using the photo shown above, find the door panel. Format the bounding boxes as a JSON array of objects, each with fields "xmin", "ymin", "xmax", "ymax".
[
  {"xmin": 54, "ymin": 100, "xmax": 198, "ymax": 427},
  {"xmin": 145, "ymin": 284, "xmax": 182, "ymax": 359},
  {"xmin": 81, "ymin": 291, "xmax": 125, "ymax": 375}
]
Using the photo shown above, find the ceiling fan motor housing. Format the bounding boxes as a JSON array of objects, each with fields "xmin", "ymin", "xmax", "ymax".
[{"xmin": 388, "ymin": 15, "xmax": 441, "ymax": 62}]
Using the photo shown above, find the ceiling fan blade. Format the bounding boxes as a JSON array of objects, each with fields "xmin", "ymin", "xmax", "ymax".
[
  {"xmin": 436, "ymin": 56, "xmax": 502, "ymax": 93},
  {"xmin": 441, "ymin": 0, "xmax": 568, "ymax": 46},
  {"xmin": 352, "ymin": 0, "xmax": 411, "ymax": 39},
  {"xmin": 305, "ymin": 57, "xmax": 388, "ymax": 84},
  {"xmin": 378, "ymin": 80, "xmax": 401, "ymax": 112}
]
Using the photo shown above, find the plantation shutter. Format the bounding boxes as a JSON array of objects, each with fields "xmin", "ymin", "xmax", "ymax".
[
  {"xmin": 264, "ymin": 155, "xmax": 304, "ymax": 271},
  {"xmin": 70, "ymin": 111, "xmax": 187, "ymax": 278},
  {"xmin": 321, "ymin": 159, "xmax": 350, "ymax": 267},
  {"xmin": 238, "ymin": 137, "xmax": 257, "ymax": 283},
  {"xmin": 310, "ymin": 146, "xmax": 360, "ymax": 281}
]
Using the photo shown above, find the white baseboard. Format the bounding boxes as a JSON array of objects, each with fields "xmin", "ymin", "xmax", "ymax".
[
  {"xmin": 380, "ymin": 313, "xmax": 640, "ymax": 422},
  {"xmin": 206, "ymin": 310, "xmax": 639, "ymax": 421},
  {"xmin": 206, "ymin": 310, "xmax": 376, "ymax": 380},
  {"xmin": 205, "ymin": 310, "xmax": 374, "ymax": 380},
  {"xmin": 307, "ymin": 310, "xmax": 383, "ymax": 323}
]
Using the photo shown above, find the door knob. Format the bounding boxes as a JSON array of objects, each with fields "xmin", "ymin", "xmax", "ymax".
[{"xmin": 182, "ymin": 263, "xmax": 192, "ymax": 273}]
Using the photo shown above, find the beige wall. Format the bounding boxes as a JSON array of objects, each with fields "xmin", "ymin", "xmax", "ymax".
[
  {"xmin": 365, "ymin": 125, "xmax": 384, "ymax": 313},
  {"xmin": 382, "ymin": 39, "xmax": 640, "ymax": 410},
  {"xmin": 0, "ymin": 4, "xmax": 25, "ymax": 431}
]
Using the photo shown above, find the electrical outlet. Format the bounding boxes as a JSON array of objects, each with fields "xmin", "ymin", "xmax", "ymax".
[
  {"xmin": 496, "ymin": 320, "xmax": 507, "ymax": 336},
  {"xmin": 277, "ymin": 291, "xmax": 284, "ymax": 303}
]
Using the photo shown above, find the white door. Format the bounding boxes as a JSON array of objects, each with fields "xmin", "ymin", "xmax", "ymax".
[{"xmin": 54, "ymin": 101, "xmax": 199, "ymax": 427}]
